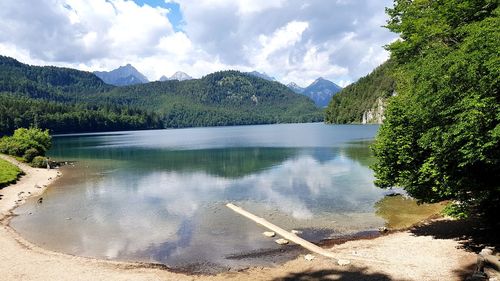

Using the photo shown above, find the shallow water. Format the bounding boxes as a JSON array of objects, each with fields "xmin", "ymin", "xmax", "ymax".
[{"xmin": 12, "ymin": 123, "xmax": 407, "ymax": 272}]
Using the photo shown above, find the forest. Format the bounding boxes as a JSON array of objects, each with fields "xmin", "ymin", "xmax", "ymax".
[
  {"xmin": 0, "ymin": 56, "xmax": 322, "ymax": 135},
  {"xmin": 324, "ymin": 60, "xmax": 395, "ymax": 124}
]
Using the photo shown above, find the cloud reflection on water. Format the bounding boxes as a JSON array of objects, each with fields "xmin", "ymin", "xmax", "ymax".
[
  {"xmin": 54, "ymin": 149, "xmax": 382, "ymax": 262},
  {"xmin": 12, "ymin": 125, "xmax": 385, "ymax": 270}
]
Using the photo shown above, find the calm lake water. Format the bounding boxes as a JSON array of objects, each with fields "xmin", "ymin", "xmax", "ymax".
[{"xmin": 12, "ymin": 123, "xmax": 397, "ymax": 272}]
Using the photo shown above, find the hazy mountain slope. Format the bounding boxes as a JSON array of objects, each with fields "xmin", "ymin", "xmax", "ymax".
[
  {"xmin": 301, "ymin": 77, "xmax": 342, "ymax": 107},
  {"xmin": 94, "ymin": 64, "xmax": 148, "ymax": 86},
  {"xmin": 246, "ymin": 71, "xmax": 276, "ymax": 81},
  {"xmin": 287, "ymin": 82, "xmax": 305, "ymax": 94}
]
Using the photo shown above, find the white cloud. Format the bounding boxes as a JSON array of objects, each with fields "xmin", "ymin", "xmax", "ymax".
[
  {"xmin": 258, "ymin": 21, "xmax": 309, "ymax": 60},
  {"xmin": 0, "ymin": 0, "xmax": 397, "ymax": 85}
]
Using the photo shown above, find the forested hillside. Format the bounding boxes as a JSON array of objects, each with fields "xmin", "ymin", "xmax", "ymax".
[
  {"xmin": 0, "ymin": 56, "xmax": 322, "ymax": 135},
  {"xmin": 324, "ymin": 61, "xmax": 395, "ymax": 124}
]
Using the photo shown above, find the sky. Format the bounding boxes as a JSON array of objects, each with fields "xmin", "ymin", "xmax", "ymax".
[{"xmin": 0, "ymin": 0, "xmax": 396, "ymax": 87}]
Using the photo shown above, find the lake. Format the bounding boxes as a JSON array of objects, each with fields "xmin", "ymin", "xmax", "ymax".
[{"xmin": 11, "ymin": 123, "xmax": 399, "ymax": 272}]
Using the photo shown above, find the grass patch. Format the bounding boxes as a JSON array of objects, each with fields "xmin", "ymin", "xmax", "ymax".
[{"xmin": 0, "ymin": 158, "xmax": 23, "ymax": 188}]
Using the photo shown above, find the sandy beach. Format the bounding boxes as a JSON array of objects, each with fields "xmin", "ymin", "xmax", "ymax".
[{"xmin": 0, "ymin": 154, "xmax": 478, "ymax": 281}]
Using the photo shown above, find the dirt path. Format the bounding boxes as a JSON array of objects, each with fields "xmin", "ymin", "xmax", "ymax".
[{"xmin": 0, "ymin": 155, "xmax": 477, "ymax": 280}]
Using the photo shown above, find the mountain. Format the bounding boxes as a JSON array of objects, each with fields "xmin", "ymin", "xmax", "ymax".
[
  {"xmin": 0, "ymin": 55, "xmax": 111, "ymax": 96},
  {"xmin": 325, "ymin": 61, "xmax": 395, "ymax": 124},
  {"xmin": 159, "ymin": 71, "xmax": 193, "ymax": 81},
  {"xmin": 246, "ymin": 71, "xmax": 276, "ymax": 82},
  {"xmin": 169, "ymin": 71, "xmax": 192, "ymax": 81},
  {"xmin": 301, "ymin": 77, "xmax": 342, "ymax": 108},
  {"xmin": 287, "ymin": 82, "xmax": 305, "ymax": 94},
  {"xmin": 0, "ymin": 56, "xmax": 322, "ymax": 135},
  {"xmin": 94, "ymin": 64, "xmax": 149, "ymax": 86}
]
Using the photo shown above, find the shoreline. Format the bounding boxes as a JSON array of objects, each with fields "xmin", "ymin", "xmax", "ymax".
[
  {"xmin": 0, "ymin": 154, "xmax": 60, "ymax": 220},
  {"xmin": 0, "ymin": 154, "xmax": 477, "ymax": 280}
]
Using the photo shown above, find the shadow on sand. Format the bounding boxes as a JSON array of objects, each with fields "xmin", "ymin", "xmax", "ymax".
[
  {"xmin": 409, "ymin": 217, "xmax": 500, "ymax": 253},
  {"xmin": 410, "ymin": 217, "xmax": 499, "ymax": 280},
  {"xmin": 273, "ymin": 266, "xmax": 394, "ymax": 281}
]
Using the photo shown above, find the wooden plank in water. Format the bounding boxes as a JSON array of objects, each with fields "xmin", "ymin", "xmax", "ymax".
[{"xmin": 226, "ymin": 203, "xmax": 338, "ymax": 259}]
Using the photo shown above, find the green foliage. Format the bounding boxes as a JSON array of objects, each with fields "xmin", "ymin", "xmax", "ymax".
[
  {"xmin": 0, "ymin": 158, "xmax": 23, "ymax": 188},
  {"xmin": 373, "ymin": 1, "xmax": 500, "ymax": 215},
  {"xmin": 0, "ymin": 93, "xmax": 163, "ymax": 134},
  {"xmin": 442, "ymin": 202, "xmax": 468, "ymax": 219},
  {"xmin": 0, "ymin": 128, "xmax": 51, "ymax": 163},
  {"xmin": 31, "ymin": 156, "xmax": 48, "ymax": 168},
  {"xmin": 23, "ymin": 148, "xmax": 39, "ymax": 163},
  {"xmin": 325, "ymin": 61, "xmax": 395, "ymax": 124},
  {"xmin": 0, "ymin": 57, "xmax": 322, "ymax": 135}
]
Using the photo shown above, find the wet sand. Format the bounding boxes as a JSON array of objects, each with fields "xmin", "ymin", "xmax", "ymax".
[{"xmin": 0, "ymin": 154, "xmax": 477, "ymax": 280}]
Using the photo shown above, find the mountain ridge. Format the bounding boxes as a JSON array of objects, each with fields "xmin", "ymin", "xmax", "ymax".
[
  {"xmin": 94, "ymin": 64, "xmax": 149, "ymax": 86},
  {"xmin": 0, "ymin": 55, "xmax": 322, "ymax": 134},
  {"xmin": 287, "ymin": 77, "xmax": 342, "ymax": 107},
  {"xmin": 246, "ymin": 71, "xmax": 276, "ymax": 82},
  {"xmin": 287, "ymin": 82, "xmax": 305, "ymax": 94}
]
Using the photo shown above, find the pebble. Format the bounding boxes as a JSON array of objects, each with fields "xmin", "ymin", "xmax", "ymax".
[
  {"xmin": 304, "ymin": 254, "xmax": 315, "ymax": 261},
  {"xmin": 263, "ymin": 231, "xmax": 276, "ymax": 237},
  {"xmin": 291, "ymin": 230, "xmax": 302, "ymax": 234},
  {"xmin": 275, "ymin": 238, "xmax": 289, "ymax": 245},
  {"xmin": 337, "ymin": 259, "xmax": 351, "ymax": 266}
]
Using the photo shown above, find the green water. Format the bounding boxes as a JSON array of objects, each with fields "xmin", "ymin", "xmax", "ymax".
[{"xmin": 12, "ymin": 123, "xmax": 395, "ymax": 272}]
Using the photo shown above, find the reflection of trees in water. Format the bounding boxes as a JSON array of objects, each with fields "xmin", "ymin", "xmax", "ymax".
[
  {"xmin": 340, "ymin": 140, "xmax": 375, "ymax": 168},
  {"xmin": 51, "ymin": 146, "xmax": 300, "ymax": 178},
  {"xmin": 305, "ymin": 142, "xmax": 374, "ymax": 168}
]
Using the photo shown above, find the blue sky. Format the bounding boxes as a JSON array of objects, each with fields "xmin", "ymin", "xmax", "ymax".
[
  {"xmin": 0, "ymin": 0, "xmax": 396, "ymax": 86},
  {"xmin": 133, "ymin": 0, "xmax": 184, "ymax": 32}
]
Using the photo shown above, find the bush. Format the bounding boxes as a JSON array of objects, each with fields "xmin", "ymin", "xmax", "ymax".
[
  {"xmin": 0, "ymin": 128, "xmax": 51, "ymax": 162},
  {"xmin": 23, "ymin": 148, "xmax": 40, "ymax": 163},
  {"xmin": 0, "ymin": 137, "xmax": 23, "ymax": 157},
  {"xmin": 31, "ymin": 156, "xmax": 48, "ymax": 168},
  {"xmin": 442, "ymin": 202, "xmax": 468, "ymax": 219}
]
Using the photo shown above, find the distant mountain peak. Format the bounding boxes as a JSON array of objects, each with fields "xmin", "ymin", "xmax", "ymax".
[
  {"xmin": 94, "ymin": 64, "xmax": 148, "ymax": 86},
  {"xmin": 287, "ymin": 82, "xmax": 305, "ymax": 94},
  {"xmin": 311, "ymin": 77, "xmax": 328, "ymax": 85},
  {"xmin": 169, "ymin": 71, "xmax": 192, "ymax": 81},
  {"xmin": 299, "ymin": 77, "xmax": 342, "ymax": 108},
  {"xmin": 246, "ymin": 71, "xmax": 276, "ymax": 82},
  {"xmin": 158, "ymin": 72, "xmax": 193, "ymax": 81}
]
